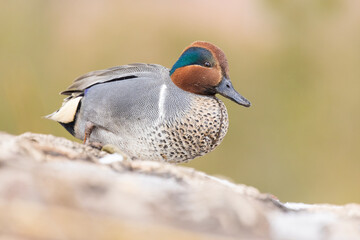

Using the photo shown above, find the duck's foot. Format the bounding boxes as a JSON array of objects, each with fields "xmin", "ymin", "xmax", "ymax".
[
  {"xmin": 86, "ymin": 141, "xmax": 103, "ymax": 150},
  {"xmin": 82, "ymin": 122, "xmax": 103, "ymax": 150},
  {"xmin": 101, "ymin": 144, "xmax": 122, "ymax": 154}
]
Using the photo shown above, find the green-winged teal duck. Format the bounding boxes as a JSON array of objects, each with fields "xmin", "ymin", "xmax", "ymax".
[{"xmin": 47, "ymin": 41, "xmax": 251, "ymax": 163}]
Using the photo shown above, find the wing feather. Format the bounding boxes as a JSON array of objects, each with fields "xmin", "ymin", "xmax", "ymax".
[{"xmin": 61, "ymin": 63, "xmax": 167, "ymax": 95}]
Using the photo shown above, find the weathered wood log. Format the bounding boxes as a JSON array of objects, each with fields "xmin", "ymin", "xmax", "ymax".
[{"xmin": 0, "ymin": 132, "xmax": 359, "ymax": 240}]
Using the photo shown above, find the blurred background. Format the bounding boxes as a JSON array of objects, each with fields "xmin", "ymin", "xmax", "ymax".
[{"xmin": 0, "ymin": 0, "xmax": 359, "ymax": 204}]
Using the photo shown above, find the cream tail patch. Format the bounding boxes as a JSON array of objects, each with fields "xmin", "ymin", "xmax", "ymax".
[{"xmin": 46, "ymin": 96, "xmax": 82, "ymax": 123}]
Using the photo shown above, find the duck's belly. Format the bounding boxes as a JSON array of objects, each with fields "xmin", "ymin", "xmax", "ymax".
[{"xmin": 116, "ymin": 96, "xmax": 229, "ymax": 163}]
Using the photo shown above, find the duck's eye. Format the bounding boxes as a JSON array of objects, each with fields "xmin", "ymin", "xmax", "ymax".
[{"xmin": 204, "ymin": 62, "xmax": 211, "ymax": 67}]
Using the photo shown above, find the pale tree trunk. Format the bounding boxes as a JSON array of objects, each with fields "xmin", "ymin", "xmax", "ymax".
[{"xmin": 0, "ymin": 132, "xmax": 359, "ymax": 240}]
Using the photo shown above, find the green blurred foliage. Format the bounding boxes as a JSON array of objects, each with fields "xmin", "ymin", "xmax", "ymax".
[{"xmin": 1, "ymin": 0, "xmax": 359, "ymax": 204}]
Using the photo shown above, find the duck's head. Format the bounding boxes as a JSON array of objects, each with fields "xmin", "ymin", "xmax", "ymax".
[{"xmin": 170, "ymin": 41, "xmax": 250, "ymax": 107}]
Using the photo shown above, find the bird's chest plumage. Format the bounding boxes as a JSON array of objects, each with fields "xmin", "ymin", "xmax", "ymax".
[{"xmin": 134, "ymin": 96, "xmax": 229, "ymax": 163}]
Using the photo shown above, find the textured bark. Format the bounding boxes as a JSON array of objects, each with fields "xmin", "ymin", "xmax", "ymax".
[{"xmin": 0, "ymin": 132, "xmax": 359, "ymax": 240}]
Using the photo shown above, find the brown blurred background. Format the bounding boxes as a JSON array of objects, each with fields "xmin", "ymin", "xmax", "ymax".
[{"xmin": 0, "ymin": 0, "xmax": 359, "ymax": 204}]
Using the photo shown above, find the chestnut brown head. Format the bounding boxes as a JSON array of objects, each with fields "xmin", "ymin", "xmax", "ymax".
[{"xmin": 170, "ymin": 41, "xmax": 250, "ymax": 107}]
